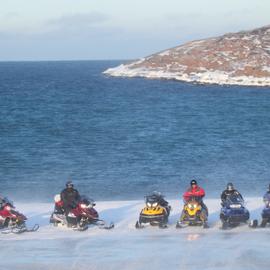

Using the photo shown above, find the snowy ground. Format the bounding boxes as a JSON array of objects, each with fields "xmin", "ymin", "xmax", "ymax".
[
  {"xmin": 104, "ymin": 64, "xmax": 270, "ymax": 87},
  {"xmin": 0, "ymin": 198, "xmax": 269, "ymax": 270}
]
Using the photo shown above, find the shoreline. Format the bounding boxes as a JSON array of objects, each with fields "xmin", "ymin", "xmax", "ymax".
[
  {"xmin": 104, "ymin": 65, "xmax": 270, "ymax": 87},
  {"xmin": 0, "ymin": 197, "xmax": 264, "ymax": 240},
  {"xmin": 1, "ymin": 197, "xmax": 268, "ymax": 270}
]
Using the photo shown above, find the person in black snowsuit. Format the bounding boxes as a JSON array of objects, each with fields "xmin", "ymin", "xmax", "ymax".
[
  {"xmin": 263, "ymin": 184, "xmax": 270, "ymax": 204},
  {"xmin": 152, "ymin": 191, "xmax": 169, "ymax": 207},
  {"xmin": 0, "ymin": 196, "xmax": 4, "ymax": 210},
  {"xmin": 221, "ymin": 183, "xmax": 243, "ymax": 204},
  {"xmin": 60, "ymin": 181, "xmax": 80, "ymax": 215}
]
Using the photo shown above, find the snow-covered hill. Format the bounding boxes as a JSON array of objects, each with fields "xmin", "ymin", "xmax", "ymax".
[
  {"xmin": 1, "ymin": 198, "xmax": 269, "ymax": 270},
  {"xmin": 104, "ymin": 26, "xmax": 270, "ymax": 86}
]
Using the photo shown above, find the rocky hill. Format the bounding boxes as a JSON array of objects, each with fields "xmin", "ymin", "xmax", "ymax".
[{"xmin": 104, "ymin": 26, "xmax": 270, "ymax": 86}]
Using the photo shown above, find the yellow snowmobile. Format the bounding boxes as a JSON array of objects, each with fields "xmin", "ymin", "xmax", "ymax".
[
  {"xmin": 135, "ymin": 192, "xmax": 171, "ymax": 229},
  {"xmin": 176, "ymin": 196, "xmax": 209, "ymax": 228}
]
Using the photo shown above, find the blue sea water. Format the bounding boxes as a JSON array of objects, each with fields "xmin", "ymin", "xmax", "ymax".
[{"xmin": 0, "ymin": 61, "xmax": 270, "ymax": 202}]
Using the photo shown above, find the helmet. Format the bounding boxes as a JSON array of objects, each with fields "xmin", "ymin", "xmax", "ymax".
[
  {"xmin": 54, "ymin": 194, "xmax": 61, "ymax": 203},
  {"xmin": 152, "ymin": 191, "xmax": 162, "ymax": 197},
  {"xmin": 190, "ymin": 179, "xmax": 197, "ymax": 186},
  {"xmin": 227, "ymin": 183, "xmax": 234, "ymax": 191},
  {"xmin": 66, "ymin": 181, "xmax": 74, "ymax": 188}
]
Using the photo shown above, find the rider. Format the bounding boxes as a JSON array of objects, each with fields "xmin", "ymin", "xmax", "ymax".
[
  {"xmin": 152, "ymin": 191, "xmax": 169, "ymax": 208},
  {"xmin": 183, "ymin": 179, "xmax": 208, "ymax": 213},
  {"xmin": 183, "ymin": 179, "xmax": 205, "ymax": 200},
  {"xmin": 0, "ymin": 196, "xmax": 5, "ymax": 210},
  {"xmin": 221, "ymin": 183, "xmax": 243, "ymax": 204},
  {"xmin": 263, "ymin": 184, "xmax": 270, "ymax": 207},
  {"xmin": 60, "ymin": 181, "xmax": 80, "ymax": 215}
]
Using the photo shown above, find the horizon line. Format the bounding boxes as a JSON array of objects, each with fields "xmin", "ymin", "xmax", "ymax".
[{"xmin": 0, "ymin": 59, "xmax": 133, "ymax": 63}]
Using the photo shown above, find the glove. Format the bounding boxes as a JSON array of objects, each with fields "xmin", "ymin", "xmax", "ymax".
[{"xmin": 70, "ymin": 202, "xmax": 77, "ymax": 209}]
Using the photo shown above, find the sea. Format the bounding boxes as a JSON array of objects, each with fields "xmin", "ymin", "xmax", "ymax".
[{"xmin": 1, "ymin": 60, "xmax": 270, "ymax": 202}]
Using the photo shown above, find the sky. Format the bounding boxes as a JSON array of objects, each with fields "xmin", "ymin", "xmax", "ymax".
[{"xmin": 0, "ymin": 0, "xmax": 269, "ymax": 61}]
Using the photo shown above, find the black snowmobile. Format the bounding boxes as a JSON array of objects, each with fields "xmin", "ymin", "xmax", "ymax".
[{"xmin": 135, "ymin": 192, "xmax": 171, "ymax": 229}]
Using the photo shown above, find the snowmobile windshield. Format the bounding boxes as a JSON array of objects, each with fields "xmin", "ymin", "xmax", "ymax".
[
  {"xmin": 2, "ymin": 197, "xmax": 14, "ymax": 208},
  {"xmin": 79, "ymin": 195, "xmax": 95, "ymax": 207},
  {"xmin": 145, "ymin": 191, "xmax": 165, "ymax": 202},
  {"xmin": 187, "ymin": 196, "xmax": 202, "ymax": 203},
  {"xmin": 145, "ymin": 195, "xmax": 159, "ymax": 204},
  {"xmin": 226, "ymin": 194, "xmax": 244, "ymax": 206},
  {"xmin": 145, "ymin": 196, "xmax": 160, "ymax": 208},
  {"xmin": 263, "ymin": 193, "xmax": 270, "ymax": 202}
]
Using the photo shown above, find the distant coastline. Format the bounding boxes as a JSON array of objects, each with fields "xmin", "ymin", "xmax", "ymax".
[{"xmin": 104, "ymin": 26, "xmax": 270, "ymax": 87}]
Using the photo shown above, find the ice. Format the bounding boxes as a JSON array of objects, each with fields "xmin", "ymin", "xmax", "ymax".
[
  {"xmin": 104, "ymin": 65, "xmax": 270, "ymax": 86},
  {"xmin": 0, "ymin": 198, "xmax": 269, "ymax": 270}
]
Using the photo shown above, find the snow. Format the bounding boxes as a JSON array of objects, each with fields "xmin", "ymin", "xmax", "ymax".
[
  {"xmin": 262, "ymin": 66, "xmax": 270, "ymax": 72},
  {"xmin": 158, "ymin": 50, "xmax": 171, "ymax": 56},
  {"xmin": 103, "ymin": 65, "xmax": 270, "ymax": 86},
  {"xmin": 225, "ymin": 36, "xmax": 239, "ymax": 41},
  {"xmin": 253, "ymin": 38, "xmax": 262, "ymax": 45},
  {"xmin": 0, "ymin": 198, "xmax": 269, "ymax": 269}
]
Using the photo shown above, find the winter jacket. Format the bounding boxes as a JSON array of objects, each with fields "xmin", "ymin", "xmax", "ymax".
[
  {"xmin": 263, "ymin": 191, "xmax": 270, "ymax": 202},
  {"xmin": 220, "ymin": 189, "xmax": 243, "ymax": 202},
  {"xmin": 183, "ymin": 186, "xmax": 205, "ymax": 202},
  {"xmin": 0, "ymin": 197, "xmax": 4, "ymax": 210},
  {"xmin": 60, "ymin": 188, "xmax": 80, "ymax": 211}
]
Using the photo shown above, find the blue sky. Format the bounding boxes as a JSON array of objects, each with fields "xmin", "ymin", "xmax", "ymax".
[{"xmin": 0, "ymin": 0, "xmax": 269, "ymax": 60}]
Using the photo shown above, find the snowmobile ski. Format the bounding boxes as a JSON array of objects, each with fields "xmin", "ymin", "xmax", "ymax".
[
  {"xmin": 203, "ymin": 222, "xmax": 210, "ymax": 229},
  {"xmin": 91, "ymin": 219, "xmax": 114, "ymax": 230},
  {"xmin": 220, "ymin": 221, "xmax": 231, "ymax": 230},
  {"xmin": 99, "ymin": 222, "xmax": 114, "ymax": 230},
  {"xmin": 176, "ymin": 221, "xmax": 189, "ymax": 229},
  {"xmin": 1, "ymin": 224, "xmax": 39, "ymax": 234},
  {"xmin": 73, "ymin": 225, "xmax": 89, "ymax": 231},
  {"xmin": 158, "ymin": 222, "xmax": 168, "ymax": 229},
  {"xmin": 260, "ymin": 218, "xmax": 268, "ymax": 228},
  {"xmin": 249, "ymin": 219, "xmax": 258, "ymax": 228},
  {"xmin": 135, "ymin": 221, "xmax": 143, "ymax": 229}
]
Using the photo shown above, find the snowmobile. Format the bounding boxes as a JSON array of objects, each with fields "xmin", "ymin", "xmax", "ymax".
[
  {"xmin": 0, "ymin": 198, "xmax": 39, "ymax": 234},
  {"xmin": 252, "ymin": 196, "xmax": 270, "ymax": 228},
  {"xmin": 50, "ymin": 195, "xmax": 114, "ymax": 231},
  {"xmin": 135, "ymin": 192, "xmax": 171, "ymax": 229},
  {"xmin": 176, "ymin": 196, "xmax": 209, "ymax": 228},
  {"xmin": 220, "ymin": 193, "xmax": 250, "ymax": 229}
]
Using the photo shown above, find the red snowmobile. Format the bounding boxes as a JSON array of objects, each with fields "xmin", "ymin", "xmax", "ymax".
[
  {"xmin": 0, "ymin": 198, "xmax": 39, "ymax": 234},
  {"xmin": 50, "ymin": 195, "xmax": 114, "ymax": 230}
]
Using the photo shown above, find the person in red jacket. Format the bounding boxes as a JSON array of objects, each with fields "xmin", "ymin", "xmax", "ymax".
[
  {"xmin": 183, "ymin": 179, "xmax": 205, "ymax": 201},
  {"xmin": 183, "ymin": 179, "xmax": 208, "ymax": 213}
]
